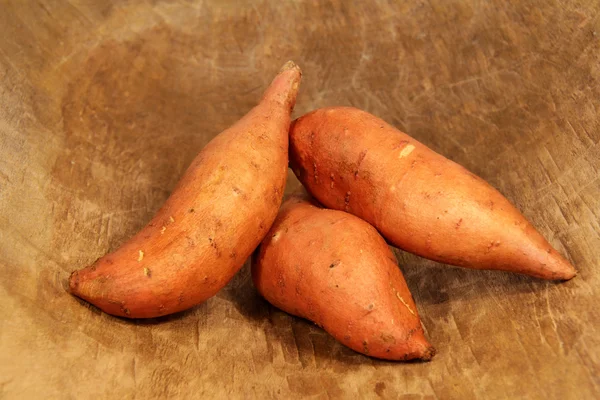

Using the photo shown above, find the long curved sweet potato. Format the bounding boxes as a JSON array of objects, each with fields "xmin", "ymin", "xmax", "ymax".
[
  {"xmin": 252, "ymin": 192, "xmax": 435, "ymax": 361},
  {"xmin": 69, "ymin": 62, "xmax": 302, "ymax": 318},
  {"xmin": 289, "ymin": 107, "xmax": 576, "ymax": 280}
]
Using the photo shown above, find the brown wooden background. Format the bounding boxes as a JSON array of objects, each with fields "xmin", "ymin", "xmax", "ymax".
[{"xmin": 1, "ymin": 1, "xmax": 598, "ymax": 399}]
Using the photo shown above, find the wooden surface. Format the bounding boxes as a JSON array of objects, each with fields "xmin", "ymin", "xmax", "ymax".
[{"xmin": 1, "ymin": 0, "xmax": 599, "ymax": 398}]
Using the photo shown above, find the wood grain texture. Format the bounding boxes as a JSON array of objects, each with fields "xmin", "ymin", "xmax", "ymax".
[{"xmin": 0, "ymin": 0, "xmax": 598, "ymax": 398}]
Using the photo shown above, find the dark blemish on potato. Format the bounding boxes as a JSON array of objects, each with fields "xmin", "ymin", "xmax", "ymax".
[
  {"xmin": 144, "ymin": 267, "xmax": 151, "ymax": 277},
  {"xmin": 335, "ymin": 284, "xmax": 339, "ymax": 288},
  {"xmin": 178, "ymin": 292, "xmax": 184, "ymax": 304},
  {"xmin": 486, "ymin": 240, "xmax": 501, "ymax": 253},
  {"xmin": 408, "ymin": 328, "xmax": 417, "ymax": 338},
  {"xmin": 203, "ymin": 276, "xmax": 209, "ymax": 284},
  {"xmin": 381, "ymin": 333, "xmax": 395, "ymax": 344},
  {"xmin": 121, "ymin": 305, "xmax": 130, "ymax": 315},
  {"xmin": 354, "ymin": 150, "xmax": 368, "ymax": 179},
  {"xmin": 547, "ymin": 249, "xmax": 552, "ymax": 253},
  {"xmin": 186, "ymin": 236, "xmax": 195, "ymax": 247},
  {"xmin": 189, "ymin": 208, "xmax": 195, "ymax": 213},
  {"xmin": 344, "ymin": 191, "xmax": 351, "ymax": 211},
  {"xmin": 208, "ymin": 237, "xmax": 221, "ymax": 257},
  {"xmin": 277, "ymin": 272, "xmax": 285, "ymax": 288},
  {"xmin": 108, "ymin": 299, "xmax": 123, "ymax": 305},
  {"xmin": 329, "ymin": 260, "xmax": 341, "ymax": 269},
  {"xmin": 367, "ymin": 303, "xmax": 374, "ymax": 311},
  {"xmin": 489, "ymin": 200, "xmax": 495, "ymax": 210},
  {"xmin": 362, "ymin": 341, "xmax": 369, "ymax": 354},
  {"xmin": 272, "ymin": 185, "xmax": 281, "ymax": 205},
  {"xmin": 344, "ymin": 334, "xmax": 351, "ymax": 341},
  {"xmin": 392, "ymin": 140, "xmax": 409, "ymax": 150},
  {"xmin": 422, "ymin": 191, "xmax": 431, "ymax": 199},
  {"xmin": 232, "ymin": 186, "xmax": 247, "ymax": 199},
  {"xmin": 411, "ymin": 160, "xmax": 417, "ymax": 169},
  {"xmin": 456, "ymin": 218, "xmax": 463, "ymax": 229},
  {"xmin": 380, "ymin": 125, "xmax": 384, "ymax": 129},
  {"xmin": 250, "ymin": 161, "xmax": 259, "ymax": 169},
  {"xmin": 229, "ymin": 250, "xmax": 237, "ymax": 259}
]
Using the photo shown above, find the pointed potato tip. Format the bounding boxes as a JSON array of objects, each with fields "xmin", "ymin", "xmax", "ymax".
[
  {"xmin": 546, "ymin": 253, "xmax": 577, "ymax": 281},
  {"xmin": 556, "ymin": 265, "xmax": 577, "ymax": 281},
  {"xmin": 279, "ymin": 60, "xmax": 300, "ymax": 73},
  {"xmin": 420, "ymin": 345, "xmax": 437, "ymax": 361},
  {"xmin": 68, "ymin": 270, "xmax": 80, "ymax": 294}
]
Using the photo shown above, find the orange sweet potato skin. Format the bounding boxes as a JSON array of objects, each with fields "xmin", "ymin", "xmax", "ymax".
[
  {"xmin": 252, "ymin": 193, "xmax": 435, "ymax": 361},
  {"xmin": 290, "ymin": 107, "xmax": 576, "ymax": 280},
  {"xmin": 69, "ymin": 63, "xmax": 302, "ymax": 318}
]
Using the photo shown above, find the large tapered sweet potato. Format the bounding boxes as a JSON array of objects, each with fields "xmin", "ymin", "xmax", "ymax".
[
  {"xmin": 252, "ymin": 192, "xmax": 435, "ymax": 361},
  {"xmin": 69, "ymin": 62, "xmax": 302, "ymax": 318},
  {"xmin": 289, "ymin": 107, "xmax": 576, "ymax": 280}
]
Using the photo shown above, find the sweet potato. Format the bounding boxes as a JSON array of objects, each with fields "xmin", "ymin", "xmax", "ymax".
[
  {"xmin": 69, "ymin": 62, "xmax": 302, "ymax": 318},
  {"xmin": 252, "ymin": 192, "xmax": 435, "ymax": 361},
  {"xmin": 289, "ymin": 107, "xmax": 576, "ymax": 280}
]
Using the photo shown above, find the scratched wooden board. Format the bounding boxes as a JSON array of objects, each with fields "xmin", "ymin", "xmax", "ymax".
[{"xmin": 0, "ymin": 0, "xmax": 599, "ymax": 398}]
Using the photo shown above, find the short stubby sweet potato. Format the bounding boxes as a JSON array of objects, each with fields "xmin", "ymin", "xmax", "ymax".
[
  {"xmin": 252, "ymin": 192, "xmax": 436, "ymax": 361},
  {"xmin": 69, "ymin": 62, "xmax": 302, "ymax": 318},
  {"xmin": 289, "ymin": 107, "xmax": 576, "ymax": 280}
]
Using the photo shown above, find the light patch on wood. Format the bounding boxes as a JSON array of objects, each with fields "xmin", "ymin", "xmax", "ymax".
[
  {"xmin": 138, "ymin": 250, "xmax": 144, "ymax": 262},
  {"xmin": 398, "ymin": 144, "xmax": 415, "ymax": 159}
]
